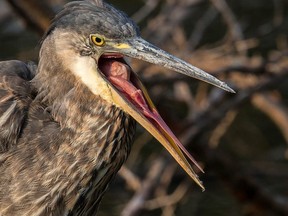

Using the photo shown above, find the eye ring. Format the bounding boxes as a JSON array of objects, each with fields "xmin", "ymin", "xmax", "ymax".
[{"xmin": 91, "ymin": 35, "xmax": 105, "ymax": 46}]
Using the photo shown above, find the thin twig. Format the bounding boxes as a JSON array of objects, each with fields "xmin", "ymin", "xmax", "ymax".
[
  {"xmin": 6, "ymin": 0, "xmax": 55, "ymax": 34},
  {"xmin": 131, "ymin": 0, "xmax": 160, "ymax": 24},
  {"xmin": 252, "ymin": 93, "xmax": 288, "ymax": 144},
  {"xmin": 121, "ymin": 159, "xmax": 165, "ymax": 216}
]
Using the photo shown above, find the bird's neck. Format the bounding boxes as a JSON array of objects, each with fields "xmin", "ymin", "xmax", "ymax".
[
  {"xmin": 30, "ymin": 59, "xmax": 136, "ymax": 214},
  {"xmin": 30, "ymin": 37, "xmax": 136, "ymax": 213}
]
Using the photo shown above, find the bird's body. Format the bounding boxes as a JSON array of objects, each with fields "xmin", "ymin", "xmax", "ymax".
[
  {"xmin": 0, "ymin": 60, "xmax": 135, "ymax": 215},
  {"xmin": 0, "ymin": 0, "xmax": 233, "ymax": 215}
]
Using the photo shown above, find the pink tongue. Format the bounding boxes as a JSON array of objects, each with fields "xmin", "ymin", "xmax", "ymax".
[
  {"xmin": 101, "ymin": 60, "xmax": 151, "ymax": 114},
  {"xmin": 100, "ymin": 60, "xmax": 203, "ymax": 172}
]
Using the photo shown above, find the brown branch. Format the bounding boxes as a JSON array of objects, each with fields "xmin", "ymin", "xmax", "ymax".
[
  {"xmin": 203, "ymin": 148, "xmax": 288, "ymax": 215},
  {"xmin": 121, "ymin": 159, "xmax": 165, "ymax": 216},
  {"xmin": 118, "ymin": 166, "xmax": 141, "ymax": 192},
  {"xmin": 6, "ymin": 0, "xmax": 56, "ymax": 34},
  {"xmin": 131, "ymin": 0, "xmax": 160, "ymax": 24},
  {"xmin": 252, "ymin": 93, "xmax": 288, "ymax": 144},
  {"xmin": 144, "ymin": 181, "xmax": 190, "ymax": 210},
  {"xmin": 208, "ymin": 110, "xmax": 238, "ymax": 148},
  {"xmin": 142, "ymin": 0, "xmax": 204, "ymax": 45},
  {"xmin": 209, "ymin": 0, "xmax": 244, "ymax": 42},
  {"xmin": 182, "ymin": 68, "xmax": 288, "ymax": 142},
  {"xmin": 188, "ymin": 6, "xmax": 218, "ymax": 50}
]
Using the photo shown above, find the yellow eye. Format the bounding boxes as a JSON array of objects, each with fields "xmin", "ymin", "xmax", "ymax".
[{"xmin": 91, "ymin": 35, "xmax": 105, "ymax": 46}]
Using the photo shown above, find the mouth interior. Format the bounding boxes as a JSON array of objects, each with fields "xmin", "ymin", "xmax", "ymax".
[
  {"xmin": 98, "ymin": 54, "xmax": 152, "ymax": 117},
  {"xmin": 98, "ymin": 54, "xmax": 204, "ymax": 173}
]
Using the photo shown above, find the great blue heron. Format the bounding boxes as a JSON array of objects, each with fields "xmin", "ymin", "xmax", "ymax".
[{"xmin": 0, "ymin": 0, "xmax": 234, "ymax": 215}]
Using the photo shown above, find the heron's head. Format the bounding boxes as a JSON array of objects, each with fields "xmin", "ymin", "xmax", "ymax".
[{"xmin": 39, "ymin": 0, "xmax": 234, "ymax": 190}]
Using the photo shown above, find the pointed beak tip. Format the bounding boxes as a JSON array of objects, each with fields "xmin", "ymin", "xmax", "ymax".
[
  {"xmin": 223, "ymin": 84, "xmax": 236, "ymax": 93},
  {"xmin": 195, "ymin": 178, "xmax": 205, "ymax": 191}
]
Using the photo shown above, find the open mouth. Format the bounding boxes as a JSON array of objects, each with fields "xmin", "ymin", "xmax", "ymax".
[
  {"xmin": 98, "ymin": 53, "xmax": 204, "ymax": 174},
  {"xmin": 98, "ymin": 54, "xmax": 151, "ymax": 117},
  {"xmin": 98, "ymin": 54, "xmax": 175, "ymax": 135}
]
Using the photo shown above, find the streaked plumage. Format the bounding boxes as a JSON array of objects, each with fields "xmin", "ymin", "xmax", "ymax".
[
  {"xmin": 0, "ymin": 59, "xmax": 135, "ymax": 215},
  {"xmin": 0, "ymin": 0, "xmax": 234, "ymax": 215}
]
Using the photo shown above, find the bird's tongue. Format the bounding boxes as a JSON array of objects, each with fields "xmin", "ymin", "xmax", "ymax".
[
  {"xmin": 99, "ymin": 59, "xmax": 203, "ymax": 172},
  {"xmin": 100, "ymin": 59, "xmax": 156, "ymax": 120}
]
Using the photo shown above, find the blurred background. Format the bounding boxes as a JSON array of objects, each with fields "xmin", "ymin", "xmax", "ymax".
[{"xmin": 0, "ymin": 0, "xmax": 288, "ymax": 215}]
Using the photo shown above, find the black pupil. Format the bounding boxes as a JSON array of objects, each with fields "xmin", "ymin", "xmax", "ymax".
[{"xmin": 96, "ymin": 37, "xmax": 102, "ymax": 43}]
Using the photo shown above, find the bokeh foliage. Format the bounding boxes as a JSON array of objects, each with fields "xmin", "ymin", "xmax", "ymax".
[{"xmin": 0, "ymin": 0, "xmax": 287, "ymax": 215}]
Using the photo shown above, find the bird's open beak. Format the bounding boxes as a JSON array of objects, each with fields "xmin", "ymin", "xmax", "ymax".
[{"xmin": 98, "ymin": 37, "xmax": 234, "ymax": 190}]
